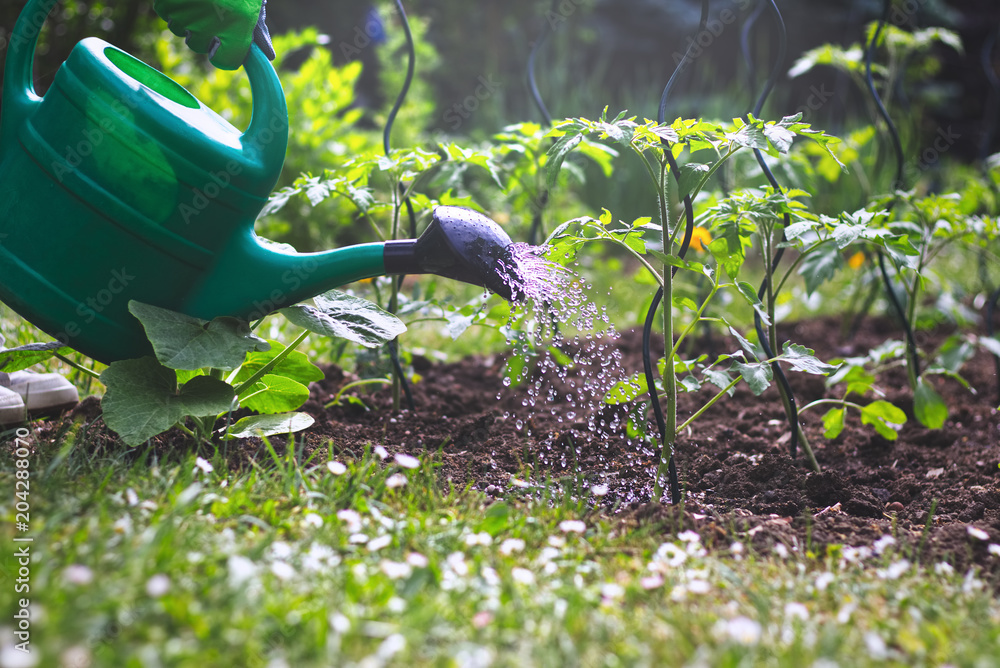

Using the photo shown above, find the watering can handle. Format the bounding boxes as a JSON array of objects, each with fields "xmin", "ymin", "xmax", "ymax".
[
  {"xmin": 240, "ymin": 42, "xmax": 289, "ymax": 167},
  {"xmin": 1, "ymin": 0, "xmax": 56, "ymax": 148}
]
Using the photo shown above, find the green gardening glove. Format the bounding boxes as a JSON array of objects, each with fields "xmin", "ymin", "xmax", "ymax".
[{"xmin": 152, "ymin": 0, "xmax": 275, "ymax": 70}]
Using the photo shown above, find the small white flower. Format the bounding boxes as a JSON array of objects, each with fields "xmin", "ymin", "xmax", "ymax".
[
  {"xmin": 302, "ymin": 513, "xmax": 324, "ymax": 528},
  {"xmin": 406, "ymin": 552, "xmax": 429, "ymax": 568},
  {"xmin": 125, "ymin": 488, "xmax": 139, "ymax": 506},
  {"xmin": 499, "ymin": 538, "xmax": 525, "ymax": 555},
  {"xmin": 677, "ymin": 530, "xmax": 701, "ymax": 543},
  {"xmin": 327, "ymin": 461, "xmax": 347, "ymax": 475},
  {"xmin": 394, "ymin": 453, "xmax": 420, "ymax": 469},
  {"xmin": 640, "ymin": 575, "xmax": 664, "ymax": 589},
  {"xmin": 934, "ymin": 562, "xmax": 955, "ymax": 576},
  {"xmin": 784, "ymin": 602, "xmax": 809, "ymax": 621},
  {"xmin": 0, "ymin": 644, "xmax": 39, "ymax": 667},
  {"xmin": 227, "ymin": 555, "xmax": 257, "ymax": 587},
  {"xmin": 269, "ymin": 541, "xmax": 293, "ymax": 561},
  {"xmin": 815, "ymin": 572, "xmax": 835, "ymax": 591},
  {"xmin": 380, "ymin": 560, "xmax": 412, "ymax": 580},
  {"xmin": 988, "ymin": 544, "xmax": 1000, "ymax": 557},
  {"xmin": 885, "ymin": 559, "xmax": 910, "ymax": 580},
  {"xmin": 511, "ymin": 567, "xmax": 535, "ymax": 585},
  {"xmin": 653, "ymin": 542, "xmax": 687, "ymax": 568},
  {"xmin": 386, "ymin": 473, "xmax": 407, "ymax": 488},
  {"xmin": 145, "ymin": 574, "xmax": 171, "ymax": 597},
  {"xmin": 337, "ymin": 509, "xmax": 362, "ymax": 532},
  {"xmin": 730, "ymin": 542, "xmax": 744, "ymax": 556},
  {"xmin": 465, "ymin": 532, "xmax": 493, "ymax": 547},
  {"xmin": 271, "ymin": 561, "xmax": 296, "ymax": 580},
  {"xmin": 368, "ymin": 535, "xmax": 392, "ymax": 552},
  {"xmin": 559, "ymin": 520, "xmax": 586, "ymax": 534},
  {"xmin": 601, "ymin": 583, "xmax": 625, "ymax": 599},
  {"xmin": 687, "ymin": 580, "xmax": 711, "ymax": 595},
  {"xmin": 329, "ymin": 613, "xmax": 350, "ymax": 634},
  {"xmin": 873, "ymin": 535, "xmax": 896, "ymax": 555},
  {"xmin": 510, "ymin": 477, "xmax": 531, "ymax": 488},
  {"xmin": 836, "ymin": 603, "xmax": 856, "ymax": 624},
  {"xmin": 967, "ymin": 525, "xmax": 990, "ymax": 541},
  {"xmin": 377, "ymin": 634, "xmax": 406, "ymax": 661},
  {"xmin": 863, "ymin": 632, "xmax": 887, "ymax": 660},
  {"xmin": 719, "ymin": 616, "xmax": 762, "ymax": 645},
  {"xmin": 773, "ymin": 543, "xmax": 789, "ymax": 559},
  {"xmin": 387, "ymin": 596, "xmax": 407, "ymax": 613},
  {"xmin": 547, "ymin": 535, "xmax": 566, "ymax": 548},
  {"xmin": 59, "ymin": 646, "xmax": 91, "ymax": 668},
  {"xmin": 195, "ymin": 457, "xmax": 214, "ymax": 474},
  {"xmin": 349, "ymin": 533, "xmax": 369, "ymax": 544},
  {"xmin": 64, "ymin": 565, "xmax": 94, "ymax": 585},
  {"xmin": 374, "ymin": 445, "xmax": 389, "ymax": 459},
  {"xmin": 591, "ymin": 483, "xmax": 609, "ymax": 496},
  {"xmin": 447, "ymin": 552, "xmax": 469, "ymax": 576}
]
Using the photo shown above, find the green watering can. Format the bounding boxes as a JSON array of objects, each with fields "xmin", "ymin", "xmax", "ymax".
[{"xmin": 0, "ymin": 0, "xmax": 520, "ymax": 364}]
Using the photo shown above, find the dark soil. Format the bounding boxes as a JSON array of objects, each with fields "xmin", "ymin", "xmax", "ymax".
[{"xmin": 29, "ymin": 315, "xmax": 1000, "ymax": 574}]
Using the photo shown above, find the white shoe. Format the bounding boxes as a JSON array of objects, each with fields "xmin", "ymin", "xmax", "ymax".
[
  {"xmin": 2, "ymin": 370, "xmax": 79, "ymax": 417},
  {"xmin": 0, "ymin": 385, "xmax": 26, "ymax": 426}
]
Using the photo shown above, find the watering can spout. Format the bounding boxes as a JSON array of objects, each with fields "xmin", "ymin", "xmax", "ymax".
[{"xmin": 185, "ymin": 206, "xmax": 521, "ymax": 322}]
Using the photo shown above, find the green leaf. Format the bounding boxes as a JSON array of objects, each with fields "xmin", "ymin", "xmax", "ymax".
[
  {"xmin": 605, "ymin": 374, "xmax": 648, "ymax": 405},
  {"xmin": 129, "ymin": 301, "xmax": 269, "ymax": 371},
  {"xmin": 702, "ymin": 367, "xmax": 736, "ymax": 394},
  {"xmin": 238, "ymin": 374, "xmax": 310, "ymax": 414},
  {"xmin": 233, "ymin": 341, "xmax": 324, "ymax": 388},
  {"xmin": 798, "ymin": 243, "xmax": 843, "ymax": 295},
  {"xmin": 933, "ymin": 335, "xmax": 974, "ymax": 374},
  {"xmin": 647, "ymin": 250, "xmax": 706, "ymax": 276},
  {"xmin": 479, "ymin": 502, "xmax": 510, "ymax": 536},
  {"xmin": 733, "ymin": 360, "xmax": 772, "ymax": 396},
  {"xmin": 735, "ymin": 281, "xmax": 771, "ymax": 326},
  {"xmin": 822, "ymin": 407, "xmax": 846, "ymax": 439},
  {"xmin": 225, "ymin": 412, "xmax": 315, "ymax": 439},
  {"xmin": 914, "ymin": 378, "xmax": 948, "ymax": 429},
  {"xmin": 280, "ymin": 290, "xmax": 406, "ymax": 349},
  {"xmin": 678, "ymin": 163, "xmax": 711, "ymax": 199},
  {"xmin": 859, "ymin": 400, "xmax": 907, "ymax": 441},
  {"xmin": 980, "ymin": 336, "xmax": 1000, "ymax": 358},
  {"xmin": 763, "ymin": 123, "xmax": 795, "ymax": 153},
  {"xmin": 546, "ymin": 133, "xmax": 583, "ymax": 189},
  {"xmin": 779, "ymin": 342, "xmax": 838, "ymax": 375},
  {"xmin": 0, "ymin": 342, "xmax": 73, "ymax": 373},
  {"xmin": 100, "ymin": 357, "xmax": 235, "ymax": 446}
]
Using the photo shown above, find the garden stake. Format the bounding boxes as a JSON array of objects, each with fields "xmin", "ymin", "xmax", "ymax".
[
  {"xmin": 865, "ymin": 0, "xmax": 921, "ymax": 388},
  {"xmin": 745, "ymin": 0, "xmax": 819, "ymax": 471},
  {"xmin": 644, "ymin": 0, "xmax": 709, "ymax": 505},
  {"xmin": 525, "ymin": 0, "xmax": 559, "ymax": 246}
]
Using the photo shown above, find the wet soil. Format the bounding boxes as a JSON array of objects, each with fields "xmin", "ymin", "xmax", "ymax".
[{"xmin": 29, "ymin": 315, "xmax": 1000, "ymax": 574}]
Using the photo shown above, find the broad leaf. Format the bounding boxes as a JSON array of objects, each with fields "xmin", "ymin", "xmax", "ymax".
[
  {"xmin": 822, "ymin": 407, "xmax": 846, "ymax": 439},
  {"xmin": 280, "ymin": 290, "xmax": 406, "ymax": 348},
  {"xmin": 129, "ymin": 301, "xmax": 269, "ymax": 371},
  {"xmin": 779, "ymin": 342, "xmax": 838, "ymax": 375},
  {"xmin": 678, "ymin": 163, "xmax": 711, "ymax": 199},
  {"xmin": 914, "ymin": 378, "xmax": 948, "ymax": 429},
  {"xmin": 546, "ymin": 134, "xmax": 583, "ymax": 189},
  {"xmin": 605, "ymin": 374, "xmax": 648, "ymax": 405},
  {"xmin": 0, "ymin": 342, "xmax": 72, "ymax": 373},
  {"xmin": 100, "ymin": 357, "xmax": 235, "ymax": 446},
  {"xmin": 733, "ymin": 360, "xmax": 772, "ymax": 396},
  {"xmin": 225, "ymin": 412, "xmax": 315, "ymax": 439},
  {"xmin": 233, "ymin": 341, "xmax": 324, "ymax": 388},
  {"xmin": 238, "ymin": 374, "xmax": 311, "ymax": 414},
  {"xmin": 702, "ymin": 367, "xmax": 736, "ymax": 395},
  {"xmin": 859, "ymin": 400, "xmax": 906, "ymax": 441},
  {"xmin": 735, "ymin": 281, "xmax": 771, "ymax": 326},
  {"xmin": 798, "ymin": 243, "xmax": 843, "ymax": 295}
]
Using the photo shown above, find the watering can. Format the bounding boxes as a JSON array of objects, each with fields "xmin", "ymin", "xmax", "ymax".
[{"xmin": 0, "ymin": 0, "xmax": 520, "ymax": 364}]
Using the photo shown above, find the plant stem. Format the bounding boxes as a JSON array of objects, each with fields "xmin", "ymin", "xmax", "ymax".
[
  {"xmin": 232, "ymin": 330, "xmax": 310, "ymax": 396},
  {"xmin": 654, "ymin": 159, "xmax": 678, "ymax": 504},
  {"xmin": 326, "ymin": 378, "xmax": 393, "ymax": 408},
  {"xmin": 55, "ymin": 353, "xmax": 102, "ymax": 380},
  {"xmin": 676, "ymin": 377, "xmax": 741, "ymax": 433}
]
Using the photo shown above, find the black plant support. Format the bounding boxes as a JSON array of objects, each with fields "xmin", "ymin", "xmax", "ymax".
[
  {"xmin": 865, "ymin": 0, "xmax": 921, "ymax": 383},
  {"xmin": 980, "ymin": 27, "xmax": 1000, "ymax": 404},
  {"xmin": 525, "ymin": 0, "xmax": 559, "ymax": 246},
  {"xmin": 383, "ymin": 0, "xmax": 418, "ymax": 412},
  {"xmin": 740, "ymin": 0, "xmax": 767, "ymax": 100},
  {"xmin": 742, "ymin": 0, "xmax": 817, "ymax": 469},
  {"xmin": 641, "ymin": 0, "xmax": 709, "ymax": 505}
]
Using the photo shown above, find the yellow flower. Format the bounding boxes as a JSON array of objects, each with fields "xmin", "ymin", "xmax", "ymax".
[
  {"xmin": 847, "ymin": 251, "xmax": 865, "ymax": 270},
  {"xmin": 689, "ymin": 226, "xmax": 712, "ymax": 252}
]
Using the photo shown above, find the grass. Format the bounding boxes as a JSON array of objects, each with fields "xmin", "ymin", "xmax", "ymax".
[{"xmin": 2, "ymin": 423, "xmax": 999, "ymax": 668}]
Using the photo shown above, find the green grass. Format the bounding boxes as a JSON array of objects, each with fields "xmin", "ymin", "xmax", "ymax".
[{"xmin": 2, "ymin": 426, "xmax": 999, "ymax": 667}]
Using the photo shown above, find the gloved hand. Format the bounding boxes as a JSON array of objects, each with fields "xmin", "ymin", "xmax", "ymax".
[{"xmin": 152, "ymin": 0, "xmax": 275, "ymax": 70}]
